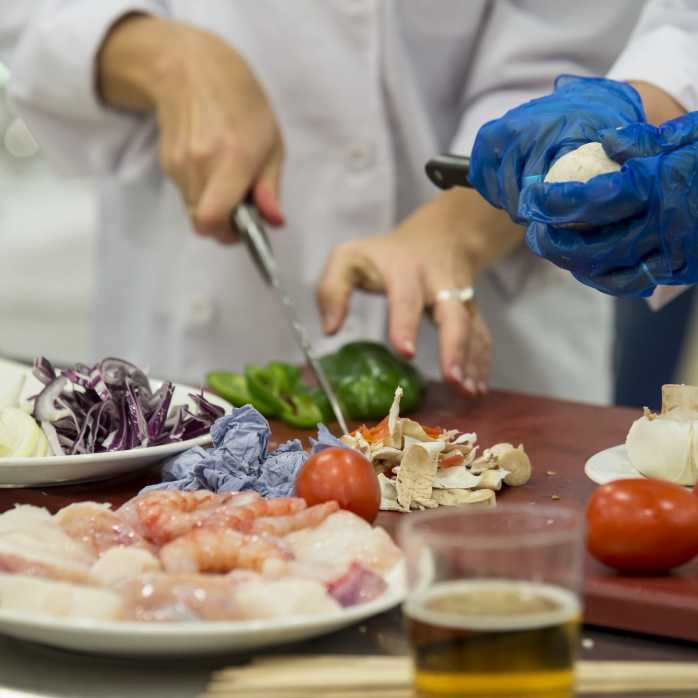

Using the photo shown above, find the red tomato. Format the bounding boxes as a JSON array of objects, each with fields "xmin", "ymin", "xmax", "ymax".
[
  {"xmin": 586, "ymin": 478, "xmax": 698, "ymax": 574},
  {"xmin": 295, "ymin": 447, "xmax": 380, "ymax": 523}
]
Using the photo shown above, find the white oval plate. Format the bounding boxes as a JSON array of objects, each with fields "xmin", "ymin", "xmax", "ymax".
[
  {"xmin": 0, "ymin": 359, "xmax": 230, "ymax": 487},
  {"xmin": 0, "ymin": 564, "xmax": 404, "ymax": 656},
  {"xmin": 584, "ymin": 444, "xmax": 647, "ymax": 485}
]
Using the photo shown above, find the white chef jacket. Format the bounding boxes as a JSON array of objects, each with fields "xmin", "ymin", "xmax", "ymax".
[
  {"xmin": 0, "ymin": 2, "xmax": 96, "ymax": 365},
  {"xmin": 9, "ymin": 1, "xmax": 649, "ymax": 403}
]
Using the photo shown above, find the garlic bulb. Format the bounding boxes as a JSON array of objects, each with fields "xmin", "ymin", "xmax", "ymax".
[{"xmin": 626, "ymin": 384, "xmax": 698, "ymax": 485}]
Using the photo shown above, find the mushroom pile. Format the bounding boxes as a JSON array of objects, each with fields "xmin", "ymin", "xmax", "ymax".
[{"xmin": 340, "ymin": 388, "xmax": 531, "ymax": 512}]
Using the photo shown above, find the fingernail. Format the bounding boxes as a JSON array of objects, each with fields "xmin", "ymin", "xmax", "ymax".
[
  {"xmin": 451, "ymin": 365, "xmax": 464, "ymax": 384},
  {"xmin": 478, "ymin": 381, "xmax": 488, "ymax": 394},
  {"xmin": 464, "ymin": 378, "xmax": 476, "ymax": 394},
  {"xmin": 402, "ymin": 339, "xmax": 416, "ymax": 355},
  {"xmin": 323, "ymin": 314, "xmax": 338, "ymax": 334}
]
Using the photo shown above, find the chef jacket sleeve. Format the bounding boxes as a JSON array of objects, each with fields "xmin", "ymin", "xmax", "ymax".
[
  {"xmin": 606, "ymin": 0, "xmax": 698, "ymax": 114},
  {"xmin": 447, "ymin": 2, "xmax": 648, "ymax": 155},
  {"xmin": 8, "ymin": 0, "xmax": 168, "ymax": 176}
]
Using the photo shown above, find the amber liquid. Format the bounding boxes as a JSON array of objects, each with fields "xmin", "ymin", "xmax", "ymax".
[{"xmin": 405, "ymin": 580, "xmax": 580, "ymax": 698}]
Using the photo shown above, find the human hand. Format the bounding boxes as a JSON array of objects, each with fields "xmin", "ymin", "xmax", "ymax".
[
  {"xmin": 99, "ymin": 16, "xmax": 284, "ymax": 243},
  {"xmin": 518, "ymin": 112, "xmax": 698, "ymax": 296},
  {"xmin": 316, "ymin": 193, "xmax": 492, "ymax": 396},
  {"xmin": 469, "ymin": 76, "xmax": 645, "ymax": 223}
]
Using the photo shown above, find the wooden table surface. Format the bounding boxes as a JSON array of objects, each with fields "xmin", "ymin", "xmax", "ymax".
[{"xmin": 1, "ymin": 384, "xmax": 697, "ymax": 698}]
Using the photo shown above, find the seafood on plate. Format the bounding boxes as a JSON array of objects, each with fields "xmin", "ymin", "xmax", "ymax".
[
  {"xmin": 0, "ymin": 490, "xmax": 402, "ymax": 623},
  {"xmin": 341, "ymin": 387, "xmax": 532, "ymax": 512}
]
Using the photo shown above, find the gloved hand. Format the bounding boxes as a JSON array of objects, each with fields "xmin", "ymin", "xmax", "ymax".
[
  {"xmin": 519, "ymin": 111, "xmax": 698, "ymax": 296},
  {"xmin": 469, "ymin": 75, "xmax": 646, "ymax": 222}
]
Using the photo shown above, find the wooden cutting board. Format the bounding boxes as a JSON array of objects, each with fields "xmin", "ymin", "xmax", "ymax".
[{"xmin": 1, "ymin": 383, "xmax": 696, "ymax": 642}]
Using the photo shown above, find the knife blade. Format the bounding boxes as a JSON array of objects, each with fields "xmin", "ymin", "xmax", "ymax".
[{"xmin": 230, "ymin": 202, "xmax": 349, "ymax": 435}]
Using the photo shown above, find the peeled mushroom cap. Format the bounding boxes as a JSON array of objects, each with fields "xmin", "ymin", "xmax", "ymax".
[
  {"xmin": 487, "ymin": 443, "xmax": 532, "ymax": 486},
  {"xmin": 476, "ymin": 469, "xmax": 507, "ymax": 491}
]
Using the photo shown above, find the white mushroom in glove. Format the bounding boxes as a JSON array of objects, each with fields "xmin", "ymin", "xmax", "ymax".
[{"xmin": 545, "ymin": 142, "xmax": 620, "ymax": 184}]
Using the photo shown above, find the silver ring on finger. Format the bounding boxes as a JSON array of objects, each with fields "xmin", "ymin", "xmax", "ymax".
[{"xmin": 434, "ymin": 286, "xmax": 474, "ymax": 304}]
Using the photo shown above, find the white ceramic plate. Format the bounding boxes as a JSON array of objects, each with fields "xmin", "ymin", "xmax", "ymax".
[
  {"xmin": 0, "ymin": 359, "xmax": 230, "ymax": 487},
  {"xmin": 584, "ymin": 444, "xmax": 647, "ymax": 485},
  {"xmin": 0, "ymin": 564, "xmax": 405, "ymax": 656}
]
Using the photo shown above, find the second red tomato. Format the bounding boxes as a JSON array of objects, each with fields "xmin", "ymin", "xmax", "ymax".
[{"xmin": 295, "ymin": 447, "xmax": 380, "ymax": 523}]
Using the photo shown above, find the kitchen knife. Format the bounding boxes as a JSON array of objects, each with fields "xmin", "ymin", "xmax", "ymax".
[
  {"xmin": 230, "ymin": 201, "xmax": 349, "ymax": 435},
  {"xmin": 425, "ymin": 154, "xmax": 473, "ymax": 190}
]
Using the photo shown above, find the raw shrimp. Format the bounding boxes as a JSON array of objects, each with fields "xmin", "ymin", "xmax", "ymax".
[
  {"xmin": 206, "ymin": 495, "xmax": 307, "ymax": 533},
  {"xmin": 117, "ymin": 490, "xmax": 224, "ymax": 545},
  {"xmin": 159, "ymin": 527, "xmax": 290, "ymax": 574},
  {"xmin": 252, "ymin": 501, "xmax": 339, "ymax": 536},
  {"xmin": 118, "ymin": 491, "xmax": 306, "ymax": 544},
  {"xmin": 55, "ymin": 502, "xmax": 150, "ymax": 555}
]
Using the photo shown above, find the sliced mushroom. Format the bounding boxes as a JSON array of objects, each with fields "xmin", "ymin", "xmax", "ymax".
[
  {"xmin": 340, "ymin": 434, "xmax": 359, "ymax": 449},
  {"xmin": 485, "ymin": 443, "xmax": 532, "ymax": 486},
  {"xmin": 396, "ymin": 444, "xmax": 437, "ymax": 510},
  {"xmin": 402, "ymin": 419, "xmax": 438, "ymax": 442},
  {"xmin": 371, "ymin": 446, "xmax": 403, "ymax": 467},
  {"xmin": 432, "ymin": 466, "xmax": 480, "ymax": 490},
  {"xmin": 431, "ymin": 488, "xmax": 496, "ymax": 507},
  {"xmin": 474, "ymin": 469, "xmax": 508, "ymax": 491},
  {"xmin": 469, "ymin": 450, "xmax": 499, "ymax": 474},
  {"xmin": 387, "ymin": 386, "xmax": 403, "ymax": 435},
  {"xmin": 378, "ymin": 473, "xmax": 408, "ymax": 512}
]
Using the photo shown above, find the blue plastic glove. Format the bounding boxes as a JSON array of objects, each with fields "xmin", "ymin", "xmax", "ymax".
[
  {"xmin": 519, "ymin": 111, "xmax": 698, "ymax": 296},
  {"xmin": 470, "ymin": 75, "xmax": 646, "ymax": 222}
]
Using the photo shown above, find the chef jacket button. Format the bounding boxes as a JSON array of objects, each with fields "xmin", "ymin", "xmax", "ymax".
[
  {"xmin": 346, "ymin": 143, "xmax": 374, "ymax": 172},
  {"xmin": 188, "ymin": 295, "xmax": 216, "ymax": 327}
]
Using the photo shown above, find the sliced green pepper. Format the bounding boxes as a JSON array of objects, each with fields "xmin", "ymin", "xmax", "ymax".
[
  {"xmin": 206, "ymin": 341, "xmax": 425, "ymax": 429},
  {"xmin": 320, "ymin": 341, "xmax": 425, "ymax": 420},
  {"xmin": 245, "ymin": 362, "xmax": 301, "ymax": 418},
  {"xmin": 279, "ymin": 393, "xmax": 325, "ymax": 429},
  {"xmin": 206, "ymin": 370, "xmax": 252, "ymax": 407}
]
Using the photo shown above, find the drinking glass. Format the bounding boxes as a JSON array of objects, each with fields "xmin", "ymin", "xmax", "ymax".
[{"xmin": 399, "ymin": 504, "xmax": 584, "ymax": 698}]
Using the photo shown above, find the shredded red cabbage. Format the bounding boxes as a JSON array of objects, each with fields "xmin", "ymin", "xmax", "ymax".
[{"xmin": 31, "ymin": 357, "xmax": 224, "ymax": 456}]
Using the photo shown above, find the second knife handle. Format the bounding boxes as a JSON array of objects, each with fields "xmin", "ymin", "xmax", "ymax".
[{"xmin": 425, "ymin": 154, "xmax": 473, "ymax": 190}]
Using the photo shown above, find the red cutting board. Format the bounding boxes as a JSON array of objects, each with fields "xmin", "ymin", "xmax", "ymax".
[
  {"xmin": 366, "ymin": 386, "xmax": 698, "ymax": 644},
  {"xmin": 1, "ymin": 384, "xmax": 696, "ymax": 642}
]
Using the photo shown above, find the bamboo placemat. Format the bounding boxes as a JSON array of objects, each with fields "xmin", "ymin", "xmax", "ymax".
[{"xmin": 201, "ymin": 655, "xmax": 698, "ymax": 696}]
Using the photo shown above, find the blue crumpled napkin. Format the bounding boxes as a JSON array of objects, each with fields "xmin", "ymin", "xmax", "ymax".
[{"xmin": 141, "ymin": 405, "xmax": 346, "ymax": 497}]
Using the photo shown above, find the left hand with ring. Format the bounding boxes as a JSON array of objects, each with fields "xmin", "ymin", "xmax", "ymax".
[{"xmin": 316, "ymin": 189, "xmax": 523, "ymax": 396}]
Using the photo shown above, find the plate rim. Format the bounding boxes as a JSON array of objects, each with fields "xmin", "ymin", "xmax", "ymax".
[{"xmin": 584, "ymin": 443, "xmax": 644, "ymax": 485}]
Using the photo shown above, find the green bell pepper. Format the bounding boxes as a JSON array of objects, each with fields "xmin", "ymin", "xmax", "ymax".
[
  {"xmin": 319, "ymin": 341, "xmax": 425, "ymax": 420},
  {"xmin": 206, "ymin": 370, "xmax": 251, "ymax": 407},
  {"xmin": 206, "ymin": 341, "xmax": 425, "ymax": 429}
]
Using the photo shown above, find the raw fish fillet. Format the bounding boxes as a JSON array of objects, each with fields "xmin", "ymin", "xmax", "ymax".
[
  {"xmin": 285, "ymin": 511, "xmax": 402, "ymax": 575},
  {"xmin": 55, "ymin": 501, "xmax": 149, "ymax": 555},
  {"xmin": 90, "ymin": 547, "xmax": 161, "ymax": 587},
  {"xmin": 0, "ymin": 505, "xmax": 94, "ymax": 582},
  {"xmin": 233, "ymin": 577, "xmax": 340, "ymax": 619},
  {"xmin": 0, "ymin": 573, "xmax": 122, "ymax": 620},
  {"xmin": 116, "ymin": 573, "xmax": 243, "ymax": 622},
  {"xmin": 326, "ymin": 562, "xmax": 387, "ymax": 607}
]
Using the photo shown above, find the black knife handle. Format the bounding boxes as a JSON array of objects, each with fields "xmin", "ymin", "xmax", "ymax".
[{"xmin": 425, "ymin": 154, "xmax": 473, "ymax": 190}]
